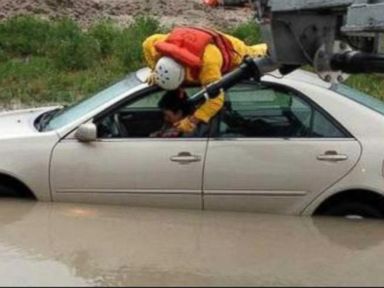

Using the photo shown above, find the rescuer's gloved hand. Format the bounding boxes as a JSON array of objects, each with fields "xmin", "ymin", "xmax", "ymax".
[
  {"xmin": 146, "ymin": 72, "xmax": 157, "ymax": 86},
  {"xmin": 175, "ymin": 117, "xmax": 198, "ymax": 134}
]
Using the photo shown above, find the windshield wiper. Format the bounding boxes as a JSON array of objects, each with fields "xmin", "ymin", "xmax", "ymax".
[{"xmin": 36, "ymin": 108, "xmax": 62, "ymax": 132}]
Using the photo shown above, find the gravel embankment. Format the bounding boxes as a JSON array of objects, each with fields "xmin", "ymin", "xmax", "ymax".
[{"xmin": 0, "ymin": 0, "xmax": 253, "ymax": 28}]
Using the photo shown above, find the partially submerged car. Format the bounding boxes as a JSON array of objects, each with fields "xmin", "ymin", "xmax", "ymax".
[{"xmin": 1, "ymin": 68, "xmax": 384, "ymax": 218}]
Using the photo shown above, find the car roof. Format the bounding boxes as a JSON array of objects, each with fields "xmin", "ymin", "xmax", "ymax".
[
  {"xmin": 262, "ymin": 69, "xmax": 332, "ymax": 90},
  {"xmin": 136, "ymin": 67, "xmax": 333, "ymax": 91}
]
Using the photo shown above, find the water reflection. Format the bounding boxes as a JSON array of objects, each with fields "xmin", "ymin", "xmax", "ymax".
[
  {"xmin": 312, "ymin": 217, "xmax": 384, "ymax": 250},
  {"xmin": 0, "ymin": 199, "xmax": 383, "ymax": 286}
]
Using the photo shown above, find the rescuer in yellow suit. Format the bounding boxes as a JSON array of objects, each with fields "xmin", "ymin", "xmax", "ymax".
[{"xmin": 143, "ymin": 27, "xmax": 267, "ymax": 134}]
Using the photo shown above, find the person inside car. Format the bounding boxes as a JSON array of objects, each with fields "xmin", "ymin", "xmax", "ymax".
[{"xmin": 150, "ymin": 89, "xmax": 194, "ymax": 138}]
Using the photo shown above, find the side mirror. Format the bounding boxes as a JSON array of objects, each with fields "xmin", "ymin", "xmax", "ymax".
[{"xmin": 75, "ymin": 123, "xmax": 97, "ymax": 142}]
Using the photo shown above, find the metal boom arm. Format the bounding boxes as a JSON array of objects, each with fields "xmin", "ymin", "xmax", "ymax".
[{"xmin": 190, "ymin": 0, "xmax": 384, "ymax": 104}]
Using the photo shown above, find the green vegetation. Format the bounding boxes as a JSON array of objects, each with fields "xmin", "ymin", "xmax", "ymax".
[
  {"xmin": 0, "ymin": 15, "xmax": 164, "ymax": 106},
  {"xmin": 229, "ymin": 20, "xmax": 262, "ymax": 45},
  {"xmin": 0, "ymin": 16, "xmax": 382, "ymax": 108},
  {"xmin": 346, "ymin": 74, "xmax": 384, "ymax": 99}
]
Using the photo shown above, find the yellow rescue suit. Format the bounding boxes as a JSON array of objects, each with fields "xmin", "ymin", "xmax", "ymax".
[{"xmin": 143, "ymin": 30, "xmax": 267, "ymax": 124}]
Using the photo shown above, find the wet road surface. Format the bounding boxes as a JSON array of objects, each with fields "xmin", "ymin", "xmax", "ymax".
[{"xmin": 0, "ymin": 199, "xmax": 383, "ymax": 286}]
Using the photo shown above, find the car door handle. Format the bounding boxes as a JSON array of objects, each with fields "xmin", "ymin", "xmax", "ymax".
[
  {"xmin": 170, "ymin": 152, "xmax": 201, "ymax": 164},
  {"xmin": 317, "ymin": 151, "xmax": 348, "ymax": 162}
]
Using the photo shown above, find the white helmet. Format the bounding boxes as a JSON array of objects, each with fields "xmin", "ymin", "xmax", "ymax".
[{"xmin": 154, "ymin": 57, "xmax": 185, "ymax": 90}]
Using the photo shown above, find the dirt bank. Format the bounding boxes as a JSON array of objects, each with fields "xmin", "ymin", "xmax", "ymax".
[{"xmin": 0, "ymin": 0, "xmax": 254, "ymax": 28}]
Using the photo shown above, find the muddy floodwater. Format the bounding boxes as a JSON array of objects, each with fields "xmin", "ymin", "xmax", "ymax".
[{"xmin": 0, "ymin": 199, "xmax": 383, "ymax": 286}]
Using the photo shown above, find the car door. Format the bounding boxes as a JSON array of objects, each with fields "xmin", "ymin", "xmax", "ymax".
[
  {"xmin": 50, "ymin": 89, "xmax": 208, "ymax": 209},
  {"xmin": 203, "ymin": 82, "xmax": 362, "ymax": 215}
]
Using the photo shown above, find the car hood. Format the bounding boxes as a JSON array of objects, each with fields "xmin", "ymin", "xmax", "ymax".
[{"xmin": 0, "ymin": 107, "xmax": 60, "ymax": 137}]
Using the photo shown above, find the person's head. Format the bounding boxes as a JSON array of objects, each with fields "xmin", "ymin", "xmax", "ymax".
[
  {"xmin": 154, "ymin": 57, "xmax": 185, "ymax": 90},
  {"xmin": 158, "ymin": 89, "xmax": 193, "ymax": 124}
]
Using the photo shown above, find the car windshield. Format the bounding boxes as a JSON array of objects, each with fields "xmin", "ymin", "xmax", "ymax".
[
  {"xmin": 43, "ymin": 75, "xmax": 142, "ymax": 131},
  {"xmin": 334, "ymin": 84, "xmax": 384, "ymax": 116}
]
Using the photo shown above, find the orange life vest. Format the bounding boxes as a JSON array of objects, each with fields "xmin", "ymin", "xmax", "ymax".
[{"xmin": 155, "ymin": 27, "xmax": 235, "ymax": 79}]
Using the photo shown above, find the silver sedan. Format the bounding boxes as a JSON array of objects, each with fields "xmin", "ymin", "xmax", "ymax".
[{"xmin": 1, "ymin": 68, "xmax": 384, "ymax": 218}]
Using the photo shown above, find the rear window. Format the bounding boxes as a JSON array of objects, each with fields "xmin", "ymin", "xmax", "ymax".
[{"xmin": 334, "ymin": 84, "xmax": 384, "ymax": 116}]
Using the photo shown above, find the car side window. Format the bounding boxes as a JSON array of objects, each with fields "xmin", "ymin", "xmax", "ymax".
[
  {"xmin": 218, "ymin": 83, "xmax": 347, "ymax": 138},
  {"xmin": 312, "ymin": 110, "xmax": 346, "ymax": 138},
  {"xmin": 95, "ymin": 88, "xmax": 206, "ymax": 139},
  {"xmin": 96, "ymin": 91, "xmax": 164, "ymax": 139}
]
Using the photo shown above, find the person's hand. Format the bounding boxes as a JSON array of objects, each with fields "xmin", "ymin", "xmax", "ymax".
[
  {"xmin": 175, "ymin": 117, "xmax": 197, "ymax": 134},
  {"xmin": 146, "ymin": 72, "xmax": 157, "ymax": 86}
]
